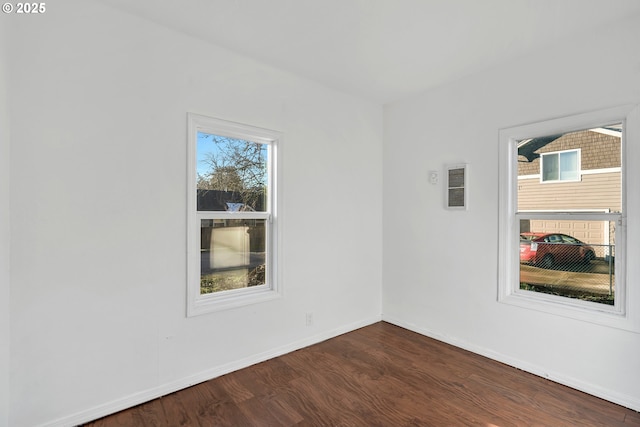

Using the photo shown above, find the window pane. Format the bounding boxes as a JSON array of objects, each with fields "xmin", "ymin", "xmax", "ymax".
[
  {"xmin": 559, "ymin": 151, "xmax": 578, "ymax": 180},
  {"xmin": 519, "ymin": 220, "xmax": 615, "ymax": 305},
  {"xmin": 542, "ymin": 153, "xmax": 558, "ymax": 181},
  {"xmin": 196, "ymin": 132, "xmax": 268, "ymax": 212},
  {"xmin": 200, "ymin": 218, "xmax": 266, "ymax": 294},
  {"xmin": 518, "ymin": 125, "xmax": 621, "ymax": 211}
]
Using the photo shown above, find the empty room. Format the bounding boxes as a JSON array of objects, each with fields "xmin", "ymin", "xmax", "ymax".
[{"xmin": 1, "ymin": 0, "xmax": 640, "ymax": 425}]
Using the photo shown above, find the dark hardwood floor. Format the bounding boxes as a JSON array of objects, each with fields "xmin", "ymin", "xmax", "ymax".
[{"xmin": 84, "ymin": 322, "xmax": 640, "ymax": 426}]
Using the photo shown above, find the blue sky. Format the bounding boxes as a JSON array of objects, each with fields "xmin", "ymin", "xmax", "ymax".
[{"xmin": 196, "ymin": 131, "xmax": 214, "ymax": 176}]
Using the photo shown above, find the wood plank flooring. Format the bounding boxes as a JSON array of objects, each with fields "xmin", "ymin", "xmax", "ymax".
[{"xmin": 84, "ymin": 322, "xmax": 640, "ymax": 426}]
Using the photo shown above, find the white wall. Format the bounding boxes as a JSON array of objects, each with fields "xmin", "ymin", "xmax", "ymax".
[
  {"xmin": 6, "ymin": 1, "xmax": 382, "ymax": 425},
  {"xmin": 383, "ymin": 13, "xmax": 640, "ymax": 410},
  {"xmin": 0, "ymin": 14, "xmax": 11, "ymax": 427}
]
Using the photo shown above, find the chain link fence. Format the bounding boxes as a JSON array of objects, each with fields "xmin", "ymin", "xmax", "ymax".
[{"xmin": 520, "ymin": 242, "xmax": 615, "ymax": 305}]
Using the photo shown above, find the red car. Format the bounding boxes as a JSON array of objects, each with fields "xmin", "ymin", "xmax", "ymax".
[{"xmin": 520, "ymin": 232, "xmax": 596, "ymax": 268}]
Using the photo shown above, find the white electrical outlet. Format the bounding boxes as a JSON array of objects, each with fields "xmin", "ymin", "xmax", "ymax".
[
  {"xmin": 305, "ymin": 312, "xmax": 314, "ymax": 327},
  {"xmin": 428, "ymin": 170, "xmax": 438, "ymax": 185}
]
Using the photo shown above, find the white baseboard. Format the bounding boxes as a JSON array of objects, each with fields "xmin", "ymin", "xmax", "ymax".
[
  {"xmin": 42, "ymin": 315, "xmax": 382, "ymax": 427},
  {"xmin": 381, "ymin": 314, "xmax": 640, "ymax": 412}
]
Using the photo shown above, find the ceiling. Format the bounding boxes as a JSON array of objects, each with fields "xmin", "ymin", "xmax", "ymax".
[{"xmin": 96, "ymin": 0, "xmax": 640, "ymax": 104}]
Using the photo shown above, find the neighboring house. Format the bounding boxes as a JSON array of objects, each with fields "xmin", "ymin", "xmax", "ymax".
[{"xmin": 517, "ymin": 127, "xmax": 621, "ymax": 254}]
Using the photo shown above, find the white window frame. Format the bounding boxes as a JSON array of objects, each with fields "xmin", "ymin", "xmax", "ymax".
[
  {"xmin": 540, "ymin": 148, "xmax": 581, "ymax": 183},
  {"xmin": 187, "ymin": 113, "xmax": 281, "ymax": 316},
  {"xmin": 498, "ymin": 105, "xmax": 638, "ymax": 331}
]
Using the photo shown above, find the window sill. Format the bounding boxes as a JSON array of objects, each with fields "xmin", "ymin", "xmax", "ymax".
[
  {"xmin": 188, "ymin": 286, "xmax": 282, "ymax": 317},
  {"xmin": 498, "ymin": 290, "xmax": 638, "ymax": 332}
]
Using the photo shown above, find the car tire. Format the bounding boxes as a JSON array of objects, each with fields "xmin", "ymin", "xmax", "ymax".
[
  {"xmin": 583, "ymin": 250, "xmax": 595, "ymax": 264},
  {"xmin": 540, "ymin": 254, "xmax": 554, "ymax": 269}
]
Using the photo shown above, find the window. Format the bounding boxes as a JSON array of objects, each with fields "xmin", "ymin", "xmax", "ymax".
[
  {"xmin": 187, "ymin": 114, "xmax": 280, "ymax": 316},
  {"xmin": 541, "ymin": 149, "xmax": 580, "ymax": 182},
  {"xmin": 499, "ymin": 106, "xmax": 636, "ymax": 329}
]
